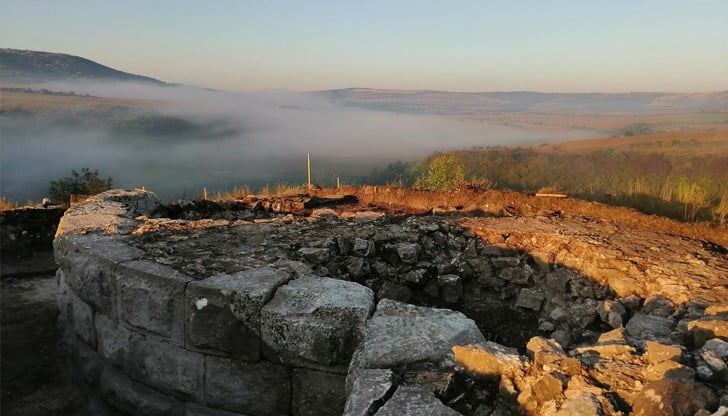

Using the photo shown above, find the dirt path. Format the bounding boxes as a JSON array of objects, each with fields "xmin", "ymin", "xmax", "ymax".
[{"xmin": 1, "ymin": 257, "xmax": 83, "ymax": 416}]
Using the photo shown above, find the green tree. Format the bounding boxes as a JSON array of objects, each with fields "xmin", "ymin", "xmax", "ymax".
[
  {"xmin": 49, "ymin": 168, "xmax": 113, "ymax": 204},
  {"xmin": 414, "ymin": 154, "xmax": 465, "ymax": 191}
]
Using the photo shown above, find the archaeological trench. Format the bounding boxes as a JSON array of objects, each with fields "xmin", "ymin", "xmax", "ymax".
[{"xmin": 54, "ymin": 188, "xmax": 728, "ymax": 416}]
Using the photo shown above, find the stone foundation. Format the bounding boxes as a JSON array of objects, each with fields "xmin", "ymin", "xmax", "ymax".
[{"xmin": 55, "ymin": 190, "xmax": 728, "ymax": 415}]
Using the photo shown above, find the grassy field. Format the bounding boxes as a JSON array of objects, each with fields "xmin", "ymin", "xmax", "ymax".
[{"xmin": 0, "ymin": 91, "xmax": 160, "ymax": 113}]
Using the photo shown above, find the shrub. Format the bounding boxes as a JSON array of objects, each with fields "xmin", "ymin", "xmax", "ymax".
[
  {"xmin": 414, "ymin": 154, "xmax": 465, "ymax": 191},
  {"xmin": 49, "ymin": 168, "xmax": 113, "ymax": 204}
]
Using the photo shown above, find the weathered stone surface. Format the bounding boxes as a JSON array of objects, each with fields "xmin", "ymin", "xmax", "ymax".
[
  {"xmin": 452, "ymin": 342, "xmax": 524, "ymax": 379},
  {"xmin": 100, "ymin": 364, "xmax": 185, "ymax": 416},
  {"xmin": 185, "ymin": 267, "xmax": 291, "ymax": 359},
  {"xmin": 343, "ymin": 369, "xmax": 393, "ymax": 416},
  {"xmin": 492, "ymin": 257, "xmax": 520, "ymax": 268},
  {"xmin": 500, "ymin": 266, "xmax": 533, "ymax": 284},
  {"xmin": 688, "ymin": 317, "xmax": 728, "ymax": 348},
  {"xmin": 128, "ymin": 334, "xmax": 204, "ymax": 399},
  {"xmin": 261, "ymin": 276, "xmax": 374, "ymax": 366},
  {"xmin": 438, "ymin": 274, "xmax": 463, "ymax": 303},
  {"xmin": 69, "ymin": 288, "xmax": 96, "ymax": 348},
  {"xmin": 644, "ymin": 340, "xmax": 682, "ymax": 364},
  {"xmin": 597, "ymin": 299, "xmax": 626, "ymax": 328},
  {"xmin": 56, "ymin": 189, "xmax": 159, "ymax": 236},
  {"xmin": 118, "ymin": 260, "xmax": 192, "ymax": 345},
  {"xmin": 292, "ymin": 369, "xmax": 346, "ymax": 416},
  {"xmin": 299, "ymin": 247, "xmax": 332, "ymax": 264},
  {"xmin": 396, "ymin": 243, "xmax": 419, "ymax": 264},
  {"xmin": 515, "ymin": 288, "xmax": 544, "ymax": 311},
  {"xmin": 205, "ymin": 356, "xmax": 290, "ymax": 416},
  {"xmin": 626, "ymin": 313, "xmax": 674, "ymax": 340},
  {"xmin": 643, "ymin": 360, "xmax": 695, "ymax": 381},
  {"xmin": 644, "ymin": 295, "xmax": 676, "ymax": 317},
  {"xmin": 95, "ymin": 313, "xmax": 131, "ymax": 366},
  {"xmin": 352, "ymin": 238, "xmax": 376, "ymax": 257},
  {"xmin": 554, "ymin": 392, "xmax": 603, "ymax": 416},
  {"xmin": 632, "ymin": 379, "xmax": 716, "ymax": 416},
  {"xmin": 349, "ymin": 300, "xmax": 485, "ymax": 374},
  {"xmin": 705, "ymin": 304, "xmax": 728, "ymax": 317},
  {"xmin": 526, "ymin": 337, "xmax": 581, "ymax": 375},
  {"xmin": 374, "ymin": 386, "xmax": 462, "ymax": 416}
]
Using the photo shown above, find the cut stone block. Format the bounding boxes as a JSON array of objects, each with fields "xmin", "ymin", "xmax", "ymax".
[
  {"xmin": 95, "ymin": 313, "xmax": 132, "ymax": 367},
  {"xmin": 205, "ymin": 356, "xmax": 290, "ymax": 416},
  {"xmin": 128, "ymin": 334, "xmax": 204, "ymax": 400},
  {"xmin": 100, "ymin": 364, "xmax": 185, "ymax": 416},
  {"xmin": 292, "ymin": 368, "xmax": 346, "ymax": 416},
  {"xmin": 261, "ymin": 276, "xmax": 374, "ymax": 367},
  {"xmin": 118, "ymin": 260, "xmax": 192, "ymax": 345},
  {"xmin": 185, "ymin": 267, "xmax": 291, "ymax": 360}
]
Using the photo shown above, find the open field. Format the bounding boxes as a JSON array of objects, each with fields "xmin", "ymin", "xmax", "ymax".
[{"xmin": 0, "ymin": 91, "xmax": 160, "ymax": 113}]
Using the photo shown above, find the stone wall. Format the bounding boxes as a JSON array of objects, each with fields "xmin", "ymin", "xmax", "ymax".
[
  {"xmin": 1, "ymin": 207, "xmax": 65, "ymax": 258},
  {"xmin": 55, "ymin": 190, "xmax": 728, "ymax": 416}
]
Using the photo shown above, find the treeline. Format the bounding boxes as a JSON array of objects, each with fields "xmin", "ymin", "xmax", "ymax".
[
  {"xmin": 367, "ymin": 145, "xmax": 728, "ymax": 224},
  {"xmin": 1, "ymin": 86, "xmax": 94, "ymax": 97}
]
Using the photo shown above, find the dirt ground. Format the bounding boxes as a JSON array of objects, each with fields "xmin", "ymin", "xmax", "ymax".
[{"xmin": 1, "ymin": 253, "xmax": 83, "ymax": 416}]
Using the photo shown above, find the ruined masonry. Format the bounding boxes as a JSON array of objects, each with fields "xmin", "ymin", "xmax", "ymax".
[{"xmin": 55, "ymin": 189, "xmax": 728, "ymax": 416}]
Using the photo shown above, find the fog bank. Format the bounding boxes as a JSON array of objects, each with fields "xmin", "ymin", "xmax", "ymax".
[{"xmin": 1, "ymin": 81, "xmax": 597, "ymax": 201}]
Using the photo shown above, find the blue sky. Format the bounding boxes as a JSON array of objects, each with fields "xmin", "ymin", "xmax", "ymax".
[{"xmin": 1, "ymin": 0, "xmax": 727, "ymax": 92}]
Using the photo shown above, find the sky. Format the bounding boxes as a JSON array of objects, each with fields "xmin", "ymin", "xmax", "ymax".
[{"xmin": 1, "ymin": 0, "xmax": 727, "ymax": 92}]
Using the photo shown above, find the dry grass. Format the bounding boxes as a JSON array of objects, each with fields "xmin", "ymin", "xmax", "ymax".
[
  {"xmin": 213, "ymin": 183, "xmax": 307, "ymax": 200},
  {"xmin": 1, "ymin": 196, "xmax": 20, "ymax": 211}
]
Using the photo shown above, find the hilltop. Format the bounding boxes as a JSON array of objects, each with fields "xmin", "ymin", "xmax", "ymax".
[{"xmin": 0, "ymin": 48, "xmax": 168, "ymax": 85}]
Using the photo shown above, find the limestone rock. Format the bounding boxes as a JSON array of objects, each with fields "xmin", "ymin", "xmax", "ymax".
[
  {"xmin": 343, "ymin": 369, "xmax": 393, "ymax": 416},
  {"xmin": 396, "ymin": 243, "xmax": 420, "ymax": 264},
  {"xmin": 688, "ymin": 317, "xmax": 728, "ymax": 349},
  {"xmin": 626, "ymin": 313, "xmax": 674, "ymax": 340},
  {"xmin": 644, "ymin": 295, "xmax": 676, "ymax": 317},
  {"xmin": 644, "ymin": 340, "xmax": 683, "ymax": 364},
  {"xmin": 374, "ymin": 386, "xmax": 462, "ymax": 416},
  {"xmin": 632, "ymin": 379, "xmax": 716, "ymax": 416},
  {"xmin": 515, "ymin": 288, "xmax": 545, "ymax": 311},
  {"xmin": 452, "ymin": 342, "xmax": 524, "ymax": 379},
  {"xmin": 438, "ymin": 274, "xmax": 463, "ymax": 303},
  {"xmin": 261, "ymin": 276, "xmax": 374, "ymax": 366},
  {"xmin": 597, "ymin": 300, "xmax": 627, "ymax": 328},
  {"xmin": 349, "ymin": 300, "xmax": 485, "ymax": 383},
  {"xmin": 643, "ymin": 360, "xmax": 695, "ymax": 381}
]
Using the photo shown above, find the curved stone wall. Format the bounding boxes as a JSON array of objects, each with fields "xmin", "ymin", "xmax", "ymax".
[{"xmin": 55, "ymin": 190, "xmax": 728, "ymax": 416}]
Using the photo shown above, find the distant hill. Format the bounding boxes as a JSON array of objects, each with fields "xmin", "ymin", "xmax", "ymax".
[
  {"xmin": 314, "ymin": 88, "xmax": 728, "ymax": 114},
  {"xmin": 0, "ymin": 48, "xmax": 168, "ymax": 85}
]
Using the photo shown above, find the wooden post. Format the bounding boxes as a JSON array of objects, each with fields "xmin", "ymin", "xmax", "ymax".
[
  {"xmin": 203, "ymin": 188, "xmax": 208, "ymax": 200},
  {"xmin": 307, "ymin": 152, "xmax": 311, "ymax": 189},
  {"xmin": 337, "ymin": 176, "xmax": 340, "ymax": 189}
]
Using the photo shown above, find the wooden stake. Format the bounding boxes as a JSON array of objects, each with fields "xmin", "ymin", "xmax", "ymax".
[
  {"xmin": 337, "ymin": 176, "xmax": 340, "ymax": 189},
  {"xmin": 307, "ymin": 152, "xmax": 311, "ymax": 189},
  {"xmin": 203, "ymin": 188, "xmax": 208, "ymax": 200}
]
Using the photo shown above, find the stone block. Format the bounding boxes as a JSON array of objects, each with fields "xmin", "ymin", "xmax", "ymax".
[
  {"xmin": 688, "ymin": 317, "xmax": 728, "ymax": 348},
  {"xmin": 185, "ymin": 267, "xmax": 291, "ymax": 360},
  {"xmin": 438, "ymin": 274, "xmax": 462, "ymax": 303},
  {"xmin": 452, "ymin": 342, "xmax": 524, "ymax": 379},
  {"xmin": 515, "ymin": 288, "xmax": 544, "ymax": 312},
  {"xmin": 95, "ymin": 313, "xmax": 132, "ymax": 367},
  {"xmin": 348, "ymin": 299, "xmax": 485, "ymax": 385},
  {"xmin": 632, "ymin": 379, "xmax": 716, "ymax": 416},
  {"xmin": 499, "ymin": 266, "xmax": 533, "ymax": 284},
  {"xmin": 374, "ymin": 386, "xmax": 461, "ymax": 416},
  {"xmin": 644, "ymin": 340, "xmax": 682, "ymax": 364},
  {"xmin": 261, "ymin": 276, "xmax": 374, "ymax": 367},
  {"xmin": 100, "ymin": 364, "xmax": 185, "ymax": 416},
  {"xmin": 343, "ymin": 369, "xmax": 393, "ymax": 416},
  {"xmin": 396, "ymin": 243, "xmax": 419, "ymax": 264},
  {"xmin": 352, "ymin": 238, "xmax": 376, "ymax": 257},
  {"xmin": 292, "ymin": 369, "xmax": 346, "ymax": 416},
  {"xmin": 626, "ymin": 313, "xmax": 674, "ymax": 340},
  {"xmin": 69, "ymin": 288, "xmax": 96, "ymax": 349},
  {"xmin": 129, "ymin": 334, "xmax": 204, "ymax": 400},
  {"xmin": 492, "ymin": 257, "xmax": 520, "ymax": 268},
  {"xmin": 117, "ymin": 260, "xmax": 192, "ymax": 345},
  {"xmin": 69, "ymin": 336, "xmax": 103, "ymax": 386},
  {"xmin": 58, "ymin": 242, "xmax": 117, "ymax": 317},
  {"xmin": 205, "ymin": 356, "xmax": 290, "ymax": 416}
]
